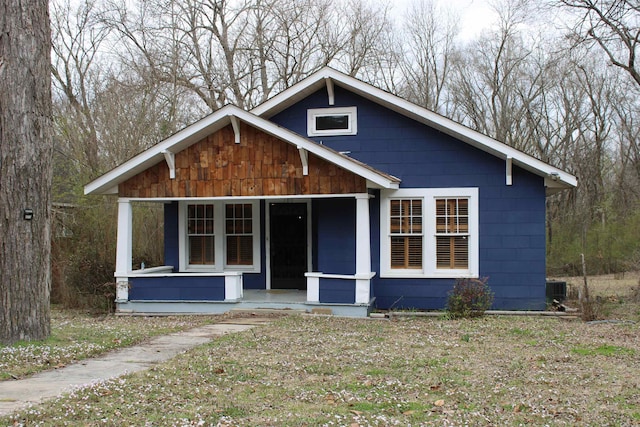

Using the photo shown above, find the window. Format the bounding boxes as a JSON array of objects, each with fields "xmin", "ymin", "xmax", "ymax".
[
  {"xmin": 179, "ymin": 201, "xmax": 260, "ymax": 272},
  {"xmin": 307, "ymin": 107, "xmax": 357, "ymax": 136},
  {"xmin": 226, "ymin": 203, "xmax": 253, "ymax": 265},
  {"xmin": 380, "ymin": 188, "xmax": 478, "ymax": 278},
  {"xmin": 436, "ymin": 198, "xmax": 469, "ymax": 269},
  {"xmin": 390, "ymin": 199, "xmax": 423, "ymax": 269},
  {"xmin": 187, "ymin": 204, "xmax": 215, "ymax": 265}
]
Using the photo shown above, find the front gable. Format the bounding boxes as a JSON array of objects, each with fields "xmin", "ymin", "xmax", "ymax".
[
  {"xmin": 119, "ymin": 123, "xmax": 366, "ymax": 198},
  {"xmin": 253, "ymin": 67, "xmax": 577, "ymax": 193},
  {"xmin": 270, "ymin": 85, "xmax": 525, "ymax": 189}
]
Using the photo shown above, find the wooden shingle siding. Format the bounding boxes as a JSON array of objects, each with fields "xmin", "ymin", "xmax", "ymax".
[{"xmin": 119, "ymin": 124, "xmax": 366, "ymax": 198}]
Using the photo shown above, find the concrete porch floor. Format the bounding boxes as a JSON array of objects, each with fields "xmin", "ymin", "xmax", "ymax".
[{"xmin": 117, "ymin": 289, "xmax": 373, "ymax": 317}]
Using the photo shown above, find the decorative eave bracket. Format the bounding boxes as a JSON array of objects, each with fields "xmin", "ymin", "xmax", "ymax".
[
  {"xmin": 230, "ymin": 116, "xmax": 241, "ymax": 144},
  {"xmin": 162, "ymin": 150, "xmax": 176, "ymax": 179},
  {"xmin": 506, "ymin": 156, "xmax": 513, "ymax": 186},
  {"xmin": 325, "ymin": 77, "xmax": 335, "ymax": 106},
  {"xmin": 297, "ymin": 146, "xmax": 309, "ymax": 176}
]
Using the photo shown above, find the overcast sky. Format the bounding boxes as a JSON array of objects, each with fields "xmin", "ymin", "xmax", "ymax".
[{"xmin": 388, "ymin": 0, "xmax": 498, "ymax": 40}]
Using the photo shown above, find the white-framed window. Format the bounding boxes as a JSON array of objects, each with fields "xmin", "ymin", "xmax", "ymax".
[
  {"xmin": 187, "ymin": 204, "xmax": 215, "ymax": 265},
  {"xmin": 307, "ymin": 107, "xmax": 357, "ymax": 136},
  {"xmin": 380, "ymin": 188, "xmax": 478, "ymax": 278},
  {"xmin": 179, "ymin": 200, "xmax": 260, "ymax": 272}
]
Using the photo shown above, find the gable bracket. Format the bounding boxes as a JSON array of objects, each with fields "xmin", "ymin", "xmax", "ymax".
[
  {"xmin": 162, "ymin": 150, "xmax": 176, "ymax": 179},
  {"xmin": 325, "ymin": 77, "xmax": 335, "ymax": 106},
  {"xmin": 297, "ymin": 146, "xmax": 309, "ymax": 176},
  {"xmin": 230, "ymin": 116, "xmax": 241, "ymax": 144},
  {"xmin": 506, "ymin": 156, "xmax": 513, "ymax": 186}
]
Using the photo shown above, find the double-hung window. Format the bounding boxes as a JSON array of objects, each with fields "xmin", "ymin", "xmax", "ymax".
[
  {"xmin": 381, "ymin": 188, "xmax": 478, "ymax": 278},
  {"xmin": 187, "ymin": 204, "xmax": 215, "ymax": 265},
  {"xmin": 180, "ymin": 201, "xmax": 260, "ymax": 272},
  {"xmin": 436, "ymin": 198, "xmax": 469, "ymax": 269},
  {"xmin": 225, "ymin": 203, "xmax": 253, "ymax": 266},
  {"xmin": 390, "ymin": 199, "xmax": 423, "ymax": 269}
]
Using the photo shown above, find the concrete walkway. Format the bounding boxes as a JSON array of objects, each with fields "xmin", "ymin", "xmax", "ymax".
[{"xmin": 0, "ymin": 317, "xmax": 271, "ymax": 417}]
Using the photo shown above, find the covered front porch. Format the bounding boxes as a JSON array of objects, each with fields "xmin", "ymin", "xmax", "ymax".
[
  {"xmin": 113, "ymin": 193, "xmax": 378, "ymax": 317},
  {"xmin": 116, "ymin": 289, "xmax": 373, "ymax": 317}
]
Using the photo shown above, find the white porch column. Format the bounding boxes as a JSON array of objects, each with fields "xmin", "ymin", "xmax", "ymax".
[
  {"xmin": 355, "ymin": 194, "xmax": 372, "ymax": 304},
  {"xmin": 115, "ymin": 199, "xmax": 133, "ymax": 302}
]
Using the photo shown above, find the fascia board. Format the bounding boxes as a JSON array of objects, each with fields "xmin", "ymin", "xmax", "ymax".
[
  {"xmin": 84, "ymin": 107, "xmax": 236, "ymax": 195},
  {"xmin": 252, "ymin": 67, "xmax": 577, "ymax": 189},
  {"xmin": 85, "ymin": 104, "xmax": 399, "ymax": 195},
  {"xmin": 230, "ymin": 108, "xmax": 400, "ymax": 189}
]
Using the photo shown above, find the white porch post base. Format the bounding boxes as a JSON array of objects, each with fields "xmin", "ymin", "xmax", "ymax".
[
  {"xmin": 306, "ymin": 275, "xmax": 320, "ymax": 303},
  {"xmin": 115, "ymin": 279, "xmax": 129, "ymax": 302},
  {"xmin": 224, "ymin": 273, "xmax": 244, "ymax": 301},
  {"xmin": 355, "ymin": 278, "xmax": 371, "ymax": 304}
]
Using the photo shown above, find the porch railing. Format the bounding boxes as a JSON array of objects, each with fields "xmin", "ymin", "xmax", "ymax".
[
  {"xmin": 305, "ymin": 272, "xmax": 375, "ymax": 304},
  {"xmin": 115, "ymin": 268, "xmax": 243, "ymax": 302}
]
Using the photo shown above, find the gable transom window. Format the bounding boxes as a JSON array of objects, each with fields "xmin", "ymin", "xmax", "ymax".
[
  {"xmin": 307, "ymin": 107, "xmax": 357, "ymax": 137},
  {"xmin": 380, "ymin": 188, "xmax": 478, "ymax": 278},
  {"xmin": 179, "ymin": 200, "xmax": 260, "ymax": 272}
]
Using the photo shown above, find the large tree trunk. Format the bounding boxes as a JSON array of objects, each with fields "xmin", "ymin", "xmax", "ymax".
[{"xmin": 0, "ymin": 0, "xmax": 53, "ymax": 343}]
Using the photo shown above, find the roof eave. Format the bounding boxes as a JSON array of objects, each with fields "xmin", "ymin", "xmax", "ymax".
[
  {"xmin": 251, "ymin": 68, "xmax": 577, "ymax": 191},
  {"xmin": 85, "ymin": 103, "xmax": 400, "ymax": 195}
]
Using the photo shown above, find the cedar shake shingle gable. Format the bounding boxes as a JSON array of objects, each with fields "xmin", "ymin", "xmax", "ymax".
[{"xmin": 119, "ymin": 124, "xmax": 366, "ymax": 198}]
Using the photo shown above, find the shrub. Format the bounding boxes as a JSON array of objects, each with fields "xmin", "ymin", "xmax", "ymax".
[{"xmin": 446, "ymin": 277, "xmax": 494, "ymax": 319}]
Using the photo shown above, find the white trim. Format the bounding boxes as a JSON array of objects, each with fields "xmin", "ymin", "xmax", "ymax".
[
  {"xmin": 162, "ymin": 150, "xmax": 176, "ymax": 179},
  {"xmin": 230, "ymin": 116, "xmax": 240, "ymax": 144},
  {"xmin": 297, "ymin": 147, "xmax": 309, "ymax": 176},
  {"xmin": 125, "ymin": 271, "xmax": 242, "ymax": 278},
  {"xmin": 178, "ymin": 200, "xmax": 261, "ymax": 273},
  {"xmin": 84, "ymin": 104, "xmax": 399, "ymax": 195},
  {"xmin": 115, "ymin": 200, "xmax": 133, "ymax": 277},
  {"xmin": 117, "ymin": 193, "xmax": 366, "ymax": 202},
  {"xmin": 506, "ymin": 157, "xmax": 513, "ymax": 186},
  {"xmin": 305, "ymin": 272, "xmax": 376, "ymax": 280},
  {"xmin": 325, "ymin": 77, "xmax": 335, "ymax": 105},
  {"xmin": 307, "ymin": 106, "xmax": 357, "ymax": 137},
  {"xmin": 380, "ymin": 188, "xmax": 479, "ymax": 278},
  {"xmin": 355, "ymin": 193, "xmax": 372, "ymax": 276},
  {"xmin": 251, "ymin": 67, "xmax": 576, "ymax": 191}
]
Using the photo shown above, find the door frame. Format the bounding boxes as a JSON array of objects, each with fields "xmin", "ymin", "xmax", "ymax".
[{"xmin": 265, "ymin": 199, "xmax": 312, "ymax": 290}]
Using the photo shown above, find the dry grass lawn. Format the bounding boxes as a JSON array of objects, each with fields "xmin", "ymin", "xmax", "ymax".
[{"xmin": 1, "ymin": 274, "xmax": 640, "ymax": 426}]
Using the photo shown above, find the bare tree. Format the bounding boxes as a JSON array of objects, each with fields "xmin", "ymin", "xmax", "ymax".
[
  {"xmin": 451, "ymin": 0, "xmax": 538, "ymax": 148},
  {"xmin": 559, "ymin": 0, "xmax": 640, "ymax": 87},
  {"xmin": 51, "ymin": 0, "xmax": 110, "ymax": 176},
  {"xmin": 399, "ymin": 0, "xmax": 460, "ymax": 114},
  {"xmin": 0, "ymin": 0, "xmax": 53, "ymax": 343}
]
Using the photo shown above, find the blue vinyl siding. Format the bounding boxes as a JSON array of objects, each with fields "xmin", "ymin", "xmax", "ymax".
[
  {"xmin": 272, "ymin": 86, "xmax": 547, "ymax": 310},
  {"xmin": 314, "ymin": 198, "xmax": 356, "ymax": 275},
  {"xmin": 164, "ymin": 202, "xmax": 179, "ymax": 271},
  {"xmin": 129, "ymin": 276, "xmax": 225, "ymax": 301},
  {"xmin": 318, "ymin": 279, "xmax": 356, "ymax": 304}
]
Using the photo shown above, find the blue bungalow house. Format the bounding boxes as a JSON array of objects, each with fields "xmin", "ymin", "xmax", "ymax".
[{"xmin": 84, "ymin": 67, "xmax": 577, "ymax": 316}]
